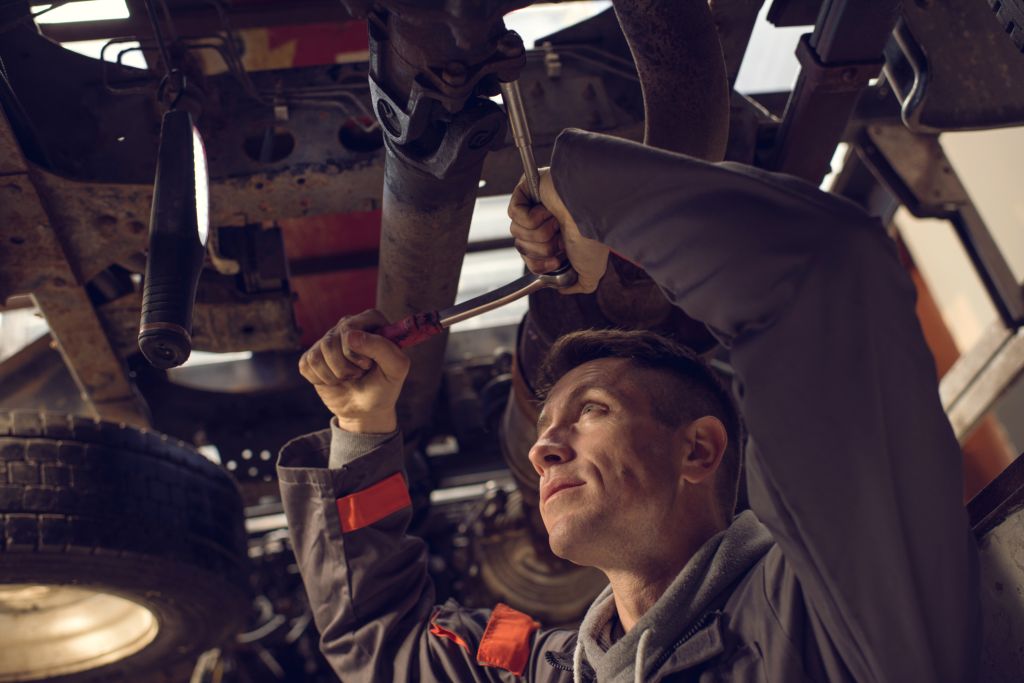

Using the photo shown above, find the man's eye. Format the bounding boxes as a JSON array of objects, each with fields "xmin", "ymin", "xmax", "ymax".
[{"xmin": 581, "ymin": 403, "xmax": 605, "ymax": 416}]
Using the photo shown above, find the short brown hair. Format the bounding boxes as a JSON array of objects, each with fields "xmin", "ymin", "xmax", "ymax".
[{"xmin": 536, "ymin": 329, "xmax": 743, "ymax": 521}]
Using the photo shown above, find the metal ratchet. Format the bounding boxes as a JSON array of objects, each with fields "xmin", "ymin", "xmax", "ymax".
[{"xmin": 377, "ymin": 265, "xmax": 576, "ymax": 349}]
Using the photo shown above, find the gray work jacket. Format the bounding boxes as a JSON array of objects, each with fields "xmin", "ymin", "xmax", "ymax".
[{"xmin": 278, "ymin": 129, "xmax": 980, "ymax": 682}]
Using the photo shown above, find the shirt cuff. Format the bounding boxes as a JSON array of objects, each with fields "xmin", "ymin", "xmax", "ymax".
[{"xmin": 328, "ymin": 416, "xmax": 399, "ymax": 469}]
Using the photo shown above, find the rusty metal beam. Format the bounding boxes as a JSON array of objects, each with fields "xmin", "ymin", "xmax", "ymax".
[
  {"xmin": 767, "ymin": 0, "xmax": 897, "ymax": 183},
  {"xmin": 0, "ymin": 108, "xmax": 149, "ymax": 427},
  {"xmin": 611, "ymin": 0, "xmax": 731, "ymax": 159}
]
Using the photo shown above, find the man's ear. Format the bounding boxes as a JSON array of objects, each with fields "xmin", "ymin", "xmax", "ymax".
[{"xmin": 680, "ymin": 416, "xmax": 728, "ymax": 484}]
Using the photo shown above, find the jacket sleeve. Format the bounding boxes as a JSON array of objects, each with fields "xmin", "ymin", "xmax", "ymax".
[
  {"xmin": 550, "ymin": 129, "xmax": 980, "ymax": 683},
  {"xmin": 277, "ymin": 420, "xmax": 568, "ymax": 682}
]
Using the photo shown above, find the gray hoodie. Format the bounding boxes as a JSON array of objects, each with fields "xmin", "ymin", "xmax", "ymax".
[{"xmin": 575, "ymin": 512, "xmax": 773, "ymax": 683}]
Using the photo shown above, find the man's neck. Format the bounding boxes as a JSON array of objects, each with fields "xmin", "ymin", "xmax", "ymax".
[
  {"xmin": 603, "ymin": 522, "xmax": 722, "ymax": 632},
  {"xmin": 604, "ymin": 566, "xmax": 679, "ymax": 632}
]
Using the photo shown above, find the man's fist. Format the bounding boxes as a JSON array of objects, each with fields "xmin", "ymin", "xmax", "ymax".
[
  {"xmin": 298, "ymin": 309, "xmax": 410, "ymax": 434},
  {"xmin": 507, "ymin": 168, "xmax": 609, "ymax": 294}
]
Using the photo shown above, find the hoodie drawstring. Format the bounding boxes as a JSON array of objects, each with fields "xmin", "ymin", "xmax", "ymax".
[
  {"xmin": 572, "ymin": 637, "xmax": 584, "ymax": 683},
  {"xmin": 634, "ymin": 628, "xmax": 651, "ymax": 683}
]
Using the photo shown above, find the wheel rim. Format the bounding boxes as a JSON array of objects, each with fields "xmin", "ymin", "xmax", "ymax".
[{"xmin": 0, "ymin": 584, "xmax": 159, "ymax": 681}]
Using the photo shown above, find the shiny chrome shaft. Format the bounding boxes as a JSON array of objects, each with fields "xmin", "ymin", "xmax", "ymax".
[{"xmin": 500, "ymin": 80, "xmax": 541, "ymax": 203}]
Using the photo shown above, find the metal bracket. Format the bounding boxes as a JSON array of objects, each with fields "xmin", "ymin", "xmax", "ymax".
[
  {"xmin": 0, "ymin": 111, "xmax": 149, "ymax": 426},
  {"xmin": 382, "ymin": 98, "xmax": 507, "ymax": 179},
  {"xmin": 794, "ymin": 33, "xmax": 884, "ymax": 93},
  {"xmin": 768, "ymin": 33, "xmax": 886, "ymax": 182},
  {"xmin": 942, "ymin": 322, "xmax": 1024, "ymax": 443},
  {"xmin": 857, "ymin": 124, "xmax": 1024, "ymax": 328}
]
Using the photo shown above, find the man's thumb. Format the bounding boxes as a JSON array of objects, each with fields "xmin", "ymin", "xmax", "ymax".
[{"xmin": 348, "ymin": 330, "xmax": 410, "ymax": 380}]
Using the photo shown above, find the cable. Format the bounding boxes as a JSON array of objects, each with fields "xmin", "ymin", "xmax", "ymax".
[{"xmin": 141, "ymin": 0, "xmax": 174, "ymax": 80}]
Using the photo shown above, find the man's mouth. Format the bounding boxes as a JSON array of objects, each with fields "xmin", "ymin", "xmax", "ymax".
[{"xmin": 541, "ymin": 479, "xmax": 584, "ymax": 505}]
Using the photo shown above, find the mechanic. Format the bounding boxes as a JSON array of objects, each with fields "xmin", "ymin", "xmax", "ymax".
[{"xmin": 277, "ymin": 128, "xmax": 980, "ymax": 682}]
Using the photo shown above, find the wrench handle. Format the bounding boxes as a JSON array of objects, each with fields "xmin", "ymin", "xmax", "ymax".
[
  {"xmin": 501, "ymin": 81, "xmax": 541, "ymax": 204},
  {"xmin": 376, "ymin": 311, "xmax": 444, "ymax": 349}
]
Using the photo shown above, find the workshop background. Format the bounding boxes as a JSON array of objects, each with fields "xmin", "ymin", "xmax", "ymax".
[{"xmin": 0, "ymin": 0, "xmax": 1022, "ymax": 681}]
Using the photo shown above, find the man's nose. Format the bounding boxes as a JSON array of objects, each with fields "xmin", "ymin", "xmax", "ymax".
[{"xmin": 528, "ymin": 431, "xmax": 574, "ymax": 476}]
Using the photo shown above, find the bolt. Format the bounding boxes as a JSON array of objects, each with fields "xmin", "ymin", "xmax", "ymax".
[
  {"xmin": 442, "ymin": 61, "xmax": 468, "ymax": 87},
  {"xmin": 376, "ymin": 99, "xmax": 401, "ymax": 137},
  {"xmin": 497, "ymin": 31, "xmax": 524, "ymax": 58}
]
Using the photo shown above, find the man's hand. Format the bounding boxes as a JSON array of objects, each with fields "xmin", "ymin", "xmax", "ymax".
[
  {"xmin": 298, "ymin": 309, "xmax": 410, "ymax": 434},
  {"xmin": 507, "ymin": 168, "xmax": 609, "ymax": 294}
]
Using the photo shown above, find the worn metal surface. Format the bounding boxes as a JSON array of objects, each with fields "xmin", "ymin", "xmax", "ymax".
[
  {"xmin": 971, "ymin": 452, "xmax": 1024, "ymax": 537},
  {"xmin": 768, "ymin": 1, "xmax": 897, "ymax": 183},
  {"xmin": 810, "ymin": 0, "xmax": 900, "ymax": 63},
  {"xmin": 29, "ymin": 285, "xmax": 149, "ymax": 426},
  {"xmin": 941, "ymin": 322, "xmax": 1015, "ymax": 414},
  {"xmin": 0, "ymin": 335, "xmax": 89, "ymax": 416},
  {"xmin": 944, "ymin": 327, "xmax": 1024, "ymax": 442},
  {"xmin": 887, "ymin": 0, "xmax": 1024, "ymax": 131},
  {"xmin": 611, "ymin": 0, "xmax": 730, "ymax": 159},
  {"xmin": 28, "ymin": 171, "xmax": 152, "ymax": 284},
  {"xmin": 858, "ymin": 124, "xmax": 1024, "ymax": 327},
  {"xmin": 975, "ymin": 504, "xmax": 1024, "ymax": 683},
  {"xmin": 97, "ymin": 286, "xmax": 299, "ymax": 357},
  {"xmin": 0, "ymin": 110, "xmax": 148, "ymax": 426},
  {"xmin": 377, "ymin": 155, "xmax": 482, "ymax": 435},
  {"xmin": 769, "ymin": 34, "xmax": 885, "ymax": 183}
]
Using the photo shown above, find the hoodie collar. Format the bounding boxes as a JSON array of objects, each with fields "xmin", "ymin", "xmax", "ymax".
[{"xmin": 566, "ymin": 511, "xmax": 773, "ymax": 683}]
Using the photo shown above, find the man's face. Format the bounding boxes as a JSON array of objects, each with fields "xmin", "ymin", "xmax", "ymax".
[{"xmin": 529, "ymin": 357, "xmax": 691, "ymax": 566}]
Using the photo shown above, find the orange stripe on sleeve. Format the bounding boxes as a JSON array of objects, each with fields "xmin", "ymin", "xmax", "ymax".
[
  {"xmin": 429, "ymin": 612, "xmax": 471, "ymax": 653},
  {"xmin": 336, "ymin": 472, "xmax": 411, "ymax": 532},
  {"xmin": 476, "ymin": 603, "xmax": 541, "ymax": 677}
]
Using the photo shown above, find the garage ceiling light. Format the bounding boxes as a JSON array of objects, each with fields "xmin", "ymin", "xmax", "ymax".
[{"xmin": 32, "ymin": 0, "xmax": 129, "ymax": 24}]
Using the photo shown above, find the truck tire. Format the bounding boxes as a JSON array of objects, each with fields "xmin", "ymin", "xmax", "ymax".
[{"xmin": 0, "ymin": 411, "xmax": 249, "ymax": 683}]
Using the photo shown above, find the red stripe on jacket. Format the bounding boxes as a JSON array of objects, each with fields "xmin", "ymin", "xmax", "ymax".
[{"xmin": 336, "ymin": 472, "xmax": 411, "ymax": 532}]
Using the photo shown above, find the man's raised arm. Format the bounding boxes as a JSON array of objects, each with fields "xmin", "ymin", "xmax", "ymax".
[
  {"xmin": 512, "ymin": 128, "xmax": 980, "ymax": 682},
  {"xmin": 278, "ymin": 310, "xmax": 571, "ymax": 682}
]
